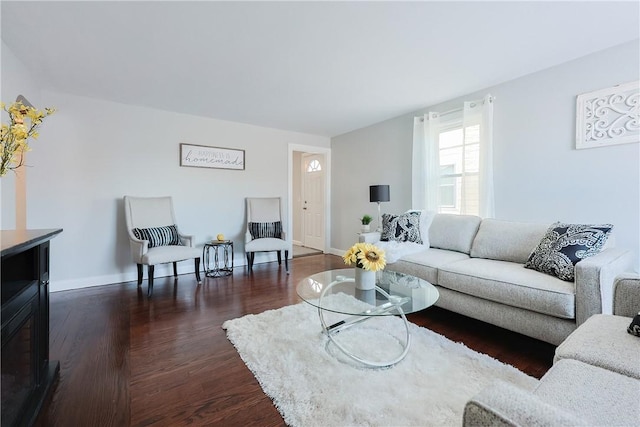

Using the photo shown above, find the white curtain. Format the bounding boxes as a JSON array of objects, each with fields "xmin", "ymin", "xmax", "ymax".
[
  {"xmin": 412, "ymin": 94, "xmax": 494, "ymax": 217},
  {"xmin": 412, "ymin": 112, "xmax": 440, "ymax": 211},
  {"xmin": 479, "ymin": 94, "xmax": 495, "ymax": 218},
  {"xmin": 462, "ymin": 94, "xmax": 495, "ymax": 217}
]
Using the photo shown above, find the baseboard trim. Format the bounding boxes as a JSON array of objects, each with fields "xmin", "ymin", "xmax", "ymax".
[
  {"xmin": 50, "ymin": 263, "xmax": 202, "ymax": 292},
  {"xmin": 327, "ymin": 247, "xmax": 344, "ymax": 257},
  {"xmin": 50, "ymin": 252, "xmax": 299, "ymax": 292}
]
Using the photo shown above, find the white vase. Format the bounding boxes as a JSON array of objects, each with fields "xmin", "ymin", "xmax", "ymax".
[
  {"xmin": 355, "ymin": 267, "xmax": 376, "ymax": 290},
  {"xmin": 361, "ymin": 224, "xmax": 371, "ymax": 233}
]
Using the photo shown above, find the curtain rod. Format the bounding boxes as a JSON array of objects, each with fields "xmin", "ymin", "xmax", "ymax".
[
  {"xmin": 418, "ymin": 95, "xmax": 494, "ymax": 121},
  {"xmin": 439, "ymin": 107, "xmax": 463, "ymax": 117},
  {"xmin": 419, "ymin": 107, "xmax": 460, "ymax": 122}
]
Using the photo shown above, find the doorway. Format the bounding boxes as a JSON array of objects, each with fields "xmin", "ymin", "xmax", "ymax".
[{"xmin": 291, "ymin": 148, "xmax": 328, "ymax": 256}]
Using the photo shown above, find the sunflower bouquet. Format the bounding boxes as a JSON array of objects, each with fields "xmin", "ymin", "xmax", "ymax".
[
  {"xmin": 343, "ymin": 242, "xmax": 386, "ymax": 272},
  {"xmin": 1, "ymin": 101, "xmax": 55, "ymax": 177}
]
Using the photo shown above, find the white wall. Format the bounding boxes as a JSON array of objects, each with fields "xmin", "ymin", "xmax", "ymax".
[
  {"xmin": 331, "ymin": 40, "xmax": 640, "ymax": 270},
  {"xmin": 2, "ymin": 43, "xmax": 330, "ymax": 291}
]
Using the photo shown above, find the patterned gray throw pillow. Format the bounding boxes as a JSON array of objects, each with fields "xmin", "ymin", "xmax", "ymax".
[
  {"xmin": 524, "ymin": 222, "xmax": 612, "ymax": 281},
  {"xmin": 380, "ymin": 212, "xmax": 422, "ymax": 243}
]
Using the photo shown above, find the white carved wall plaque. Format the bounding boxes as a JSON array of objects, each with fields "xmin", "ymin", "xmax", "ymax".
[{"xmin": 576, "ymin": 81, "xmax": 639, "ymax": 149}]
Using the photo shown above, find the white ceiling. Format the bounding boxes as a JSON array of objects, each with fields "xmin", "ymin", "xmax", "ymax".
[{"xmin": 2, "ymin": 1, "xmax": 639, "ymax": 137}]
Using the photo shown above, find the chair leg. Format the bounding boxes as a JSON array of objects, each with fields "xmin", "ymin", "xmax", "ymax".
[
  {"xmin": 148, "ymin": 265, "xmax": 155, "ymax": 297},
  {"xmin": 277, "ymin": 251, "xmax": 282, "ymax": 265},
  {"xmin": 195, "ymin": 258, "xmax": 201, "ymax": 283},
  {"xmin": 173, "ymin": 262, "xmax": 178, "ymax": 277},
  {"xmin": 137, "ymin": 264, "xmax": 143, "ymax": 285},
  {"xmin": 247, "ymin": 252, "xmax": 255, "ymax": 271},
  {"xmin": 284, "ymin": 250, "xmax": 289, "ymax": 273}
]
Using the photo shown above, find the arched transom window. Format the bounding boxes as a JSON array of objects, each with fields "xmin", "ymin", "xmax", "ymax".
[{"xmin": 307, "ymin": 159, "xmax": 322, "ymax": 172}]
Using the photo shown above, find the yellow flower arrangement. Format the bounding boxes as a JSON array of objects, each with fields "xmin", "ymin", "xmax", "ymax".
[
  {"xmin": 1, "ymin": 101, "xmax": 55, "ymax": 177},
  {"xmin": 343, "ymin": 242, "xmax": 386, "ymax": 272}
]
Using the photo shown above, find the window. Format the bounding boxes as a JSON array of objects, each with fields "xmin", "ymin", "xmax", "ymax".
[
  {"xmin": 306, "ymin": 159, "xmax": 322, "ymax": 172},
  {"xmin": 411, "ymin": 94, "xmax": 494, "ymax": 218},
  {"xmin": 439, "ymin": 164, "xmax": 456, "ymax": 208},
  {"xmin": 437, "ymin": 121, "xmax": 480, "ymax": 215}
]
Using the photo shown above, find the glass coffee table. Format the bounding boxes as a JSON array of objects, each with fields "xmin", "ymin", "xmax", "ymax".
[{"xmin": 297, "ymin": 268, "xmax": 439, "ymax": 368}]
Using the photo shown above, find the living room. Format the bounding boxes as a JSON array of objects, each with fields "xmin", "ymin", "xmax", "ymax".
[{"xmin": 1, "ymin": 1, "xmax": 639, "ymax": 426}]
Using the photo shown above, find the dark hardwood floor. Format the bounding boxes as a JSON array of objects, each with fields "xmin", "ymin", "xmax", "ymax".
[{"xmin": 35, "ymin": 254, "xmax": 555, "ymax": 426}]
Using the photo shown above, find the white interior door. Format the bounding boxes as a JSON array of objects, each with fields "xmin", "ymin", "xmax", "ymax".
[{"xmin": 302, "ymin": 153, "xmax": 325, "ymax": 251}]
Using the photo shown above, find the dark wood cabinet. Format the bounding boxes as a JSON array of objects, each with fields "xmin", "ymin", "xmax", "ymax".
[{"xmin": 1, "ymin": 229, "xmax": 62, "ymax": 427}]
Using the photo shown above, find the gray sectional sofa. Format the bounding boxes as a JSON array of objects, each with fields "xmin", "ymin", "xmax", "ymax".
[
  {"xmin": 463, "ymin": 273, "xmax": 640, "ymax": 426},
  {"xmin": 360, "ymin": 213, "xmax": 634, "ymax": 345}
]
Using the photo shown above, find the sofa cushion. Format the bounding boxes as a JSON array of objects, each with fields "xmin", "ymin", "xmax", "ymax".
[
  {"xmin": 391, "ymin": 248, "xmax": 470, "ymax": 284},
  {"xmin": 533, "ymin": 359, "xmax": 640, "ymax": 426},
  {"xmin": 554, "ymin": 314, "xmax": 640, "ymax": 379},
  {"xmin": 429, "ymin": 214, "xmax": 481, "ymax": 254},
  {"xmin": 470, "ymin": 219, "xmax": 548, "ymax": 264},
  {"xmin": 438, "ymin": 258, "xmax": 575, "ymax": 319},
  {"xmin": 141, "ymin": 245, "xmax": 201, "ymax": 265},
  {"xmin": 245, "ymin": 237, "xmax": 289, "ymax": 252},
  {"xmin": 381, "ymin": 211, "xmax": 422, "ymax": 243},
  {"xmin": 524, "ymin": 222, "xmax": 613, "ymax": 282}
]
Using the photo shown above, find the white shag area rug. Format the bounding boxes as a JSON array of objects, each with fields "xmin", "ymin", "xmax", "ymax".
[{"xmin": 223, "ymin": 295, "xmax": 538, "ymax": 427}]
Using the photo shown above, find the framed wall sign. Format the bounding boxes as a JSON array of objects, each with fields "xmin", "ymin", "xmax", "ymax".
[
  {"xmin": 180, "ymin": 143, "xmax": 245, "ymax": 170},
  {"xmin": 576, "ymin": 81, "xmax": 639, "ymax": 149}
]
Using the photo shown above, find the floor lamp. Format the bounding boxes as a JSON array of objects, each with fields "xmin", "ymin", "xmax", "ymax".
[{"xmin": 369, "ymin": 185, "xmax": 390, "ymax": 232}]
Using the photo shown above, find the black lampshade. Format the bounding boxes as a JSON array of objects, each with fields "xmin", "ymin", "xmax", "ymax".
[{"xmin": 369, "ymin": 185, "xmax": 390, "ymax": 203}]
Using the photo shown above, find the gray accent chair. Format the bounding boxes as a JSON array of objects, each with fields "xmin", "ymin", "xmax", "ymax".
[
  {"xmin": 124, "ymin": 196, "xmax": 201, "ymax": 296},
  {"xmin": 244, "ymin": 197, "xmax": 290, "ymax": 273},
  {"xmin": 463, "ymin": 273, "xmax": 640, "ymax": 426}
]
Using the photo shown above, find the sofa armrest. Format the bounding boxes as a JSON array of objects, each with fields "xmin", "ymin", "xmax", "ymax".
[
  {"xmin": 463, "ymin": 381, "xmax": 583, "ymax": 427},
  {"xmin": 613, "ymin": 273, "xmax": 640, "ymax": 317},
  {"xmin": 574, "ymin": 248, "xmax": 635, "ymax": 324},
  {"xmin": 358, "ymin": 232, "xmax": 381, "ymax": 243}
]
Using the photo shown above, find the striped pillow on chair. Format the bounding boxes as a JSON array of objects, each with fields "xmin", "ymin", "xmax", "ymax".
[
  {"xmin": 133, "ymin": 224, "xmax": 182, "ymax": 248},
  {"xmin": 249, "ymin": 221, "xmax": 282, "ymax": 239}
]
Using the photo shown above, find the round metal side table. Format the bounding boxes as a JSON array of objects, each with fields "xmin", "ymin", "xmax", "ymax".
[{"xmin": 203, "ymin": 241, "xmax": 234, "ymax": 277}]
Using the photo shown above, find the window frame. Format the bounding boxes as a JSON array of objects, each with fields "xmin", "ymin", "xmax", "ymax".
[{"xmin": 436, "ymin": 114, "xmax": 481, "ymax": 215}]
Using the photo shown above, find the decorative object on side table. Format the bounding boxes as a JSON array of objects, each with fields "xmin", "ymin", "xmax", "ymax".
[
  {"xmin": 370, "ymin": 185, "xmax": 390, "ymax": 232},
  {"xmin": 1, "ymin": 98, "xmax": 55, "ymax": 177},
  {"xmin": 343, "ymin": 242, "xmax": 386, "ymax": 290},
  {"xmin": 360, "ymin": 214, "xmax": 373, "ymax": 233}
]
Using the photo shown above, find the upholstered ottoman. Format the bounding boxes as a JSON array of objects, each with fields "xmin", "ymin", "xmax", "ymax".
[
  {"xmin": 554, "ymin": 314, "xmax": 640, "ymax": 379},
  {"xmin": 554, "ymin": 273, "xmax": 640, "ymax": 379}
]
